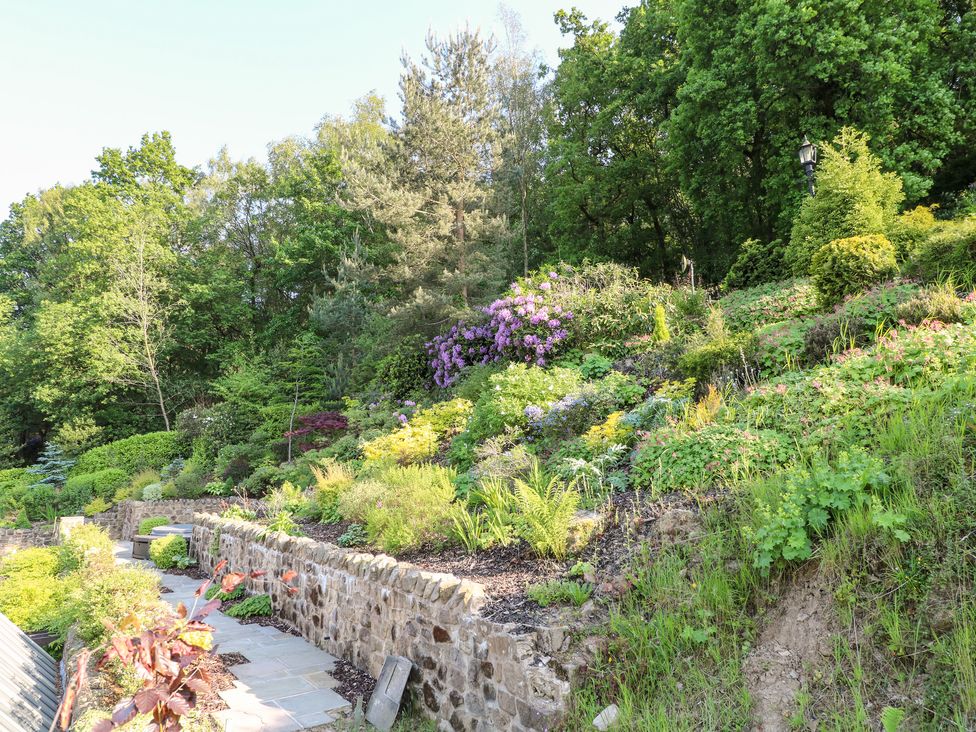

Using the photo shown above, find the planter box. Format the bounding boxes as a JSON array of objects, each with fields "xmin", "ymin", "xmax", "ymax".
[{"xmin": 132, "ymin": 535, "xmax": 154, "ymax": 560}]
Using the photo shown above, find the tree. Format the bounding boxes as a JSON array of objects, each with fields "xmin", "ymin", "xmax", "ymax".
[
  {"xmin": 493, "ymin": 6, "xmax": 549, "ymax": 276},
  {"xmin": 349, "ymin": 29, "xmax": 506, "ymax": 329},
  {"xmin": 26, "ymin": 442, "xmax": 75, "ymax": 488},
  {"xmin": 97, "ymin": 221, "xmax": 178, "ymax": 430}
]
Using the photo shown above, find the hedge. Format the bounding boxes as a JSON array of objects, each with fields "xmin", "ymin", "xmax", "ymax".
[{"xmin": 73, "ymin": 431, "xmax": 181, "ymax": 477}]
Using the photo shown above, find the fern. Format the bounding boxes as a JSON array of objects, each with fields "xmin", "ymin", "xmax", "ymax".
[
  {"xmin": 513, "ymin": 470, "xmax": 579, "ymax": 559},
  {"xmin": 880, "ymin": 707, "xmax": 905, "ymax": 732}
]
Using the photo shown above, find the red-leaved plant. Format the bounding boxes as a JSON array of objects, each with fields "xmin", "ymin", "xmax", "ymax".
[{"xmin": 55, "ymin": 559, "xmax": 300, "ymax": 731}]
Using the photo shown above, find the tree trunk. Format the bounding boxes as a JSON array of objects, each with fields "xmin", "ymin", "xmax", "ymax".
[
  {"xmin": 455, "ymin": 203, "xmax": 468, "ymax": 306},
  {"xmin": 521, "ymin": 182, "xmax": 529, "ymax": 277}
]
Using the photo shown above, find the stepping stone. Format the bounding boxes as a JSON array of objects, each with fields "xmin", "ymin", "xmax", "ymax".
[
  {"xmin": 274, "ymin": 688, "xmax": 350, "ymax": 715},
  {"xmin": 240, "ymin": 676, "xmax": 316, "ymax": 700},
  {"xmin": 302, "ymin": 671, "xmax": 340, "ymax": 690}
]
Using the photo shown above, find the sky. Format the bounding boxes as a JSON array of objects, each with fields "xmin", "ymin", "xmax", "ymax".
[{"xmin": 0, "ymin": 0, "xmax": 623, "ymax": 214}]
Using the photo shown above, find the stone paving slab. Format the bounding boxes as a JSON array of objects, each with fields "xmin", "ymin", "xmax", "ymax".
[{"xmin": 114, "ymin": 541, "xmax": 350, "ymax": 730}]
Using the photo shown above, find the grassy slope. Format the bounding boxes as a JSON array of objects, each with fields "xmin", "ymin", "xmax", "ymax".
[{"xmin": 566, "ymin": 282, "xmax": 976, "ymax": 730}]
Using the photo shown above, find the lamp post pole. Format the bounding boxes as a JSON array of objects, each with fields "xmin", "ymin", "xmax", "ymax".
[{"xmin": 798, "ymin": 135, "xmax": 817, "ymax": 197}]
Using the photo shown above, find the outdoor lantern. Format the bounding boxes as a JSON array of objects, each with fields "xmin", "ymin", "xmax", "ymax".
[{"xmin": 798, "ymin": 135, "xmax": 817, "ymax": 196}]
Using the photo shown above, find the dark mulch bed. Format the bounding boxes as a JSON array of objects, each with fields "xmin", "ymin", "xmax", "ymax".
[
  {"xmin": 286, "ymin": 490, "xmax": 718, "ymax": 627},
  {"xmin": 160, "ymin": 585, "xmax": 173, "ymax": 594},
  {"xmin": 194, "ymin": 651, "xmax": 238, "ymax": 712},
  {"xmin": 297, "ymin": 518, "xmax": 353, "ymax": 546},
  {"xmin": 218, "ymin": 651, "xmax": 249, "ymax": 667},
  {"xmin": 162, "ymin": 565, "xmax": 210, "ymax": 581},
  {"xmin": 331, "ymin": 657, "xmax": 376, "ymax": 705}
]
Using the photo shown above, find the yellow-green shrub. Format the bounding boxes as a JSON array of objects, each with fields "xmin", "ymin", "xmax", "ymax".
[
  {"xmin": 359, "ymin": 465, "xmax": 457, "ymax": 552},
  {"xmin": 52, "ymin": 564, "xmax": 161, "ymax": 644},
  {"xmin": 0, "ymin": 547, "xmax": 62, "ymax": 631},
  {"xmin": 582, "ymin": 411, "xmax": 633, "ymax": 451},
  {"xmin": 58, "ymin": 523, "xmax": 114, "ymax": 573},
  {"xmin": 337, "ymin": 478, "xmax": 386, "ymax": 523},
  {"xmin": 149, "ymin": 534, "xmax": 188, "ymax": 569},
  {"xmin": 309, "ymin": 461, "xmax": 355, "ymax": 523},
  {"xmin": 361, "ymin": 423, "xmax": 439, "ymax": 465},
  {"xmin": 412, "ymin": 398, "xmax": 473, "ymax": 436},
  {"xmin": 811, "ymin": 234, "xmax": 898, "ymax": 307}
]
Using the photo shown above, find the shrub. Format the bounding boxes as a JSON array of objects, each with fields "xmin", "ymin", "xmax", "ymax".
[
  {"xmin": 54, "ymin": 564, "xmax": 161, "ymax": 644},
  {"xmin": 632, "ymin": 424, "xmax": 791, "ymax": 495},
  {"xmin": 361, "ymin": 423, "xmax": 439, "ymax": 466},
  {"xmin": 513, "ymin": 471, "xmax": 579, "ymax": 559},
  {"xmin": 412, "ymin": 398, "xmax": 474, "ymax": 437},
  {"xmin": 801, "ymin": 314, "xmax": 866, "ymax": 365},
  {"xmin": 0, "ymin": 468, "xmax": 31, "ymax": 516},
  {"xmin": 138, "ymin": 516, "xmax": 171, "ymax": 535},
  {"xmin": 652, "ymin": 303, "xmax": 670, "ymax": 343},
  {"xmin": 0, "ymin": 547, "xmax": 62, "ymax": 632},
  {"xmin": 74, "ymin": 431, "xmax": 181, "ymax": 477},
  {"xmin": 467, "ymin": 364, "xmax": 581, "ymax": 440},
  {"xmin": 149, "ymin": 534, "xmax": 188, "ymax": 570},
  {"xmin": 141, "ymin": 482, "xmax": 163, "ymax": 501},
  {"xmin": 581, "ymin": 411, "xmax": 634, "ymax": 452},
  {"xmin": 810, "ymin": 235, "xmax": 898, "ymax": 307},
  {"xmin": 894, "ymin": 282, "xmax": 967, "ymax": 325},
  {"xmin": 258, "ymin": 510, "xmax": 304, "ymax": 538},
  {"xmin": 786, "ymin": 127, "xmax": 903, "ymax": 275},
  {"xmin": 887, "ymin": 205, "xmax": 939, "ymax": 260},
  {"xmin": 58, "ymin": 523, "xmax": 115, "ymax": 573},
  {"xmin": 0, "ymin": 546, "xmax": 60, "ymax": 580},
  {"xmin": 21, "ymin": 484, "xmax": 57, "ymax": 522},
  {"xmin": 720, "ymin": 279, "xmax": 819, "ymax": 333},
  {"xmin": 239, "ymin": 465, "xmax": 285, "ymax": 497},
  {"xmin": 283, "ymin": 411, "xmax": 349, "ymax": 453},
  {"xmin": 722, "ymin": 238, "xmax": 787, "ymax": 290},
  {"xmin": 375, "ymin": 336, "xmax": 433, "ymax": 397},
  {"xmin": 526, "ymin": 372, "xmax": 642, "ymax": 443},
  {"xmin": 358, "ymin": 464, "xmax": 457, "ymax": 552},
  {"xmin": 909, "ymin": 217, "xmax": 976, "ymax": 282},
  {"xmin": 225, "ymin": 594, "xmax": 272, "ymax": 619},
  {"xmin": 579, "ymin": 353, "xmax": 613, "ymax": 380},
  {"xmin": 83, "ymin": 497, "xmax": 111, "ymax": 516},
  {"xmin": 65, "ymin": 468, "xmax": 129, "ymax": 503},
  {"xmin": 308, "ymin": 461, "xmax": 355, "ymax": 523},
  {"xmin": 337, "ymin": 523, "xmax": 369, "ymax": 547}
]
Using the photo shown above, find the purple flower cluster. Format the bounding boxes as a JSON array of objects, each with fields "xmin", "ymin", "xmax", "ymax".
[{"xmin": 427, "ymin": 281, "xmax": 574, "ymax": 387}]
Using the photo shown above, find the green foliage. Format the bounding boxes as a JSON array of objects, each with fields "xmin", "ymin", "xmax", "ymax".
[
  {"xmin": 894, "ymin": 282, "xmax": 968, "ymax": 326},
  {"xmin": 579, "ymin": 354, "xmax": 613, "ymax": 380},
  {"xmin": 53, "ymin": 563, "xmax": 161, "ymax": 644},
  {"xmin": 720, "ymin": 279, "xmax": 819, "ymax": 333},
  {"xmin": 204, "ymin": 582, "xmax": 245, "ymax": 602},
  {"xmin": 74, "ymin": 431, "xmax": 181, "ymax": 477},
  {"xmin": 65, "ymin": 468, "xmax": 128, "ymax": 503},
  {"xmin": 0, "ymin": 547, "xmax": 62, "ymax": 632},
  {"xmin": 512, "ymin": 470, "xmax": 579, "ymax": 559},
  {"xmin": 141, "ymin": 482, "xmax": 163, "ymax": 501},
  {"xmin": 83, "ymin": 496, "xmax": 111, "ymax": 516},
  {"xmin": 27, "ymin": 443, "xmax": 75, "ymax": 488},
  {"xmin": 652, "ymin": 304, "xmax": 670, "ymax": 343},
  {"xmin": 746, "ymin": 450, "xmax": 892, "ymax": 571},
  {"xmin": 909, "ymin": 218, "xmax": 976, "ymax": 283},
  {"xmin": 722, "ymin": 239, "xmax": 786, "ymax": 290},
  {"xmin": 0, "ymin": 546, "xmax": 60, "ymax": 579},
  {"xmin": 527, "ymin": 579, "xmax": 593, "ymax": 607},
  {"xmin": 632, "ymin": 424, "xmax": 791, "ymax": 495},
  {"xmin": 58, "ymin": 523, "xmax": 114, "ymax": 573},
  {"xmin": 308, "ymin": 461, "xmax": 354, "ymax": 523},
  {"xmin": 361, "ymin": 423, "xmax": 439, "ymax": 466},
  {"xmin": 375, "ymin": 337, "xmax": 433, "ymax": 397},
  {"xmin": 787, "ymin": 128, "xmax": 904, "ymax": 275},
  {"xmin": 337, "ymin": 523, "xmax": 368, "ymax": 547},
  {"xmin": 810, "ymin": 234, "xmax": 899, "ymax": 307},
  {"xmin": 411, "ymin": 398, "xmax": 473, "ymax": 437},
  {"xmin": 225, "ymin": 593, "xmax": 272, "ymax": 619},
  {"xmin": 149, "ymin": 534, "xmax": 188, "ymax": 569},
  {"xmin": 138, "ymin": 516, "xmax": 171, "ymax": 535},
  {"xmin": 467, "ymin": 363, "xmax": 581, "ymax": 440},
  {"xmin": 259, "ymin": 510, "xmax": 303, "ymax": 538},
  {"xmin": 0, "ymin": 467, "xmax": 31, "ymax": 517},
  {"xmin": 358, "ymin": 464, "xmax": 457, "ymax": 552}
]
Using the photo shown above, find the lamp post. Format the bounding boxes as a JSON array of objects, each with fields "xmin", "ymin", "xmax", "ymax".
[{"xmin": 798, "ymin": 135, "xmax": 817, "ymax": 197}]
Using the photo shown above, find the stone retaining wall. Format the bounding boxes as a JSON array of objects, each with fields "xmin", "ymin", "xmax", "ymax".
[
  {"xmin": 0, "ymin": 524, "xmax": 56, "ymax": 556},
  {"xmin": 192, "ymin": 514, "xmax": 577, "ymax": 732},
  {"xmin": 91, "ymin": 497, "xmax": 247, "ymax": 539}
]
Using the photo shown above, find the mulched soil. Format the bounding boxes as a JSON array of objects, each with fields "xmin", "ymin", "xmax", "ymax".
[
  {"xmin": 294, "ymin": 490, "xmax": 717, "ymax": 627},
  {"xmin": 331, "ymin": 657, "xmax": 377, "ymax": 705},
  {"xmin": 217, "ymin": 595, "xmax": 303, "ymax": 636},
  {"xmin": 218, "ymin": 651, "xmax": 249, "ymax": 667},
  {"xmin": 193, "ymin": 652, "xmax": 238, "ymax": 712},
  {"xmin": 159, "ymin": 585, "xmax": 173, "ymax": 594},
  {"xmin": 162, "ymin": 565, "xmax": 210, "ymax": 581}
]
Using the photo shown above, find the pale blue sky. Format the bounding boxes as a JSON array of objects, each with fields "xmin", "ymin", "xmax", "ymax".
[{"xmin": 0, "ymin": 0, "xmax": 623, "ymax": 213}]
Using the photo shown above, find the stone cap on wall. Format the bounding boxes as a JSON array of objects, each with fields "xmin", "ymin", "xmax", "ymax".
[{"xmin": 194, "ymin": 512, "xmax": 489, "ymax": 614}]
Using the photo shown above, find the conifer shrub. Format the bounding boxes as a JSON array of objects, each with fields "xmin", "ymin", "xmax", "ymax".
[
  {"xmin": 722, "ymin": 238, "xmax": 786, "ymax": 290},
  {"xmin": 149, "ymin": 534, "xmax": 188, "ymax": 570},
  {"xmin": 909, "ymin": 218, "xmax": 976, "ymax": 282},
  {"xmin": 810, "ymin": 234, "xmax": 898, "ymax": 307},
  {"xmin": 786, "ymin": 127, "xmax": 903, "ymax": 275}
]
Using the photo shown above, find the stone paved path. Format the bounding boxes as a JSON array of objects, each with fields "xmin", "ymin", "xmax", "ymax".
[{"xmin": 114, "ymin": 542, "xmax": 350, "ymax": 731}]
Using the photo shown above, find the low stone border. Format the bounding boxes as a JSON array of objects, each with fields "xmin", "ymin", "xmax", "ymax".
[
  {"xmin": 0, "ymin": 524, "xmax": 56, "ymax": 556},
  {"xmin": 192, "ymin": 514, "xmax": 582, "ymax": 731}
]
